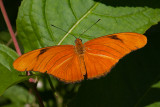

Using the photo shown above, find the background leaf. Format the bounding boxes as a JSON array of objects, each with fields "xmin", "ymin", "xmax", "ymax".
[
  {"xmin": 0, "ymin": 44, "xmax": 31, "ymax": 95},
  {"xmin": 1, "ymin": 85, "xmax": 36, "ymax": 107}
]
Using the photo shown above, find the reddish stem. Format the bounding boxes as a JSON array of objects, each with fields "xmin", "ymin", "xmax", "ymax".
[{"xmin": 0, "ymin": 0, "xmax": 21, "ymax": 56}]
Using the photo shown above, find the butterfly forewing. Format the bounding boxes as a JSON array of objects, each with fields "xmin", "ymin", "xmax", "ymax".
[
  {"xmin": 13, "ymin": 45, "xmax": 84, "ymax": 82},
  {"xmin": 83, "ymin": 32, "xmax": 147, "ymax": 79}
]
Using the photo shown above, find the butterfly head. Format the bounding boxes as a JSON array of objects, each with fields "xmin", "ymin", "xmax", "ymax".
[{"xmin": 75, "ymin": 38, "xmax": 82, "ymax": 44}]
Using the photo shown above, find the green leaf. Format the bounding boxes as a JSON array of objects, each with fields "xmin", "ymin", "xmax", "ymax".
[
  {"xmin": 0, "ymin": 44, "xmax": 31, "ymax": 95},
  {"xmin": 152, "ymin": 81, "xmax": 160, "ymax": 88},
  {"xmin": 146, "ymin": 102, "xmax": 160, "ymax": 107},
  {"xmin": 2, "ymin": 85, "xmax": 35, "ymax": 107},
  {"xmin": 17, "ymin": 0, "xmax": 160, "ymax": 52}
]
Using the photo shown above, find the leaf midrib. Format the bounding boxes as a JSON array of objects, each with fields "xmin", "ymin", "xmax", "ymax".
[{"xmin": 57, "ymin": 2, "xmax": 99, "ymax": 45}]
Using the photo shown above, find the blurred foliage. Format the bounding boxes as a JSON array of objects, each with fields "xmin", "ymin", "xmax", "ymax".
[
  {"xmin": 1, "ymin": 85, "xmax": 36, "ymax": 107},
  {"xmin": 0, "ymin": 0, "xmax": 160, "ymax": 107}
]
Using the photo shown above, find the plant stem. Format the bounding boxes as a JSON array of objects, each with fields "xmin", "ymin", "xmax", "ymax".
[
  {"xmin": 32, "ymin": 83, "xmax": 45, "ymax": 107},
  {"xmin": 6, "ymin": 32, "xmax": 17, "ymax": 46},
  {"xmin": 0, "ymin": 0, "xmax": 21, "ymax": 56},
  {"xmin": 46, "ymin": 74, "xmax": 63, "ymax": 107},
  {"xmin": 46, "ymin": 74, "xmax": 56, "ymax": 92}
]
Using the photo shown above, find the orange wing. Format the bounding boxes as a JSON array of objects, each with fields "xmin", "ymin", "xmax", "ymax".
[
  {"xmin": 84, "ymin": 32, "xmax": 147, "ymax": 79},
  {"xmin": 13, "ymin": 45, "xmax": 84, "ymax": 82}
]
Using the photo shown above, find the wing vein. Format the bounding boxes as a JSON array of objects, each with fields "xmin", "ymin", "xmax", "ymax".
[
  {"xmin": 36, "ymin": 48, "xmax": 73, "ymax": 71},
  {"xmin": 57, "ymin": 55, "xmax": 75, "ymax": 80},
  {"xmin": 92, "ymin": 55, "xmax": 98, "ymax": 77},
  {"xmin": 48, "ymin": 54, "xmax": 74, "ymax": 73},
  {"xmin": 86, "ymin": 44, "xmax": 124, "ymax": 55},
  {"xmin": 86, "ymin": 48, "xmax": 119, "ymax": 59},
  {"xmin": 85, "ymin": 42, "xmax": 130, "ymax": 51}
]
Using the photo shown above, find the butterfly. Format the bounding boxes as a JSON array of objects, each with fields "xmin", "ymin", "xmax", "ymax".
[{"xmin": 13, "ymin": 32, "xmax": 147, "ymax": 83}]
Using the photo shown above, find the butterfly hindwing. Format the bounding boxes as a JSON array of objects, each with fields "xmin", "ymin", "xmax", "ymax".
[
  {"xmin": 84, "ymin": 51, "xmax": 118, "ymax": 79},
  {"xmin": 49, "ymin": 54, "xmax": 84, "ymax": 82}
]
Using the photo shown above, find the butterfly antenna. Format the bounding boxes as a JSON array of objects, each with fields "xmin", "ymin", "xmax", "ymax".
[
  {"xmin": 79, "ymin": 19, "xmax": 101, "ymax": 37},
  {"xmin": 51, "ymin": 25, "xmax": 77, "ymax": 39}
]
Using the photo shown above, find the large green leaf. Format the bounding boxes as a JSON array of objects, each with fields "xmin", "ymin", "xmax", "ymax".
[
  {"xmin": 16, "ymin": 0, "xmax": 160, "ymax": 106},
  {"xmin": 17, "ymin": 0, "xmax": 160, "ymax": 52},
  {"xmin": 0, "ymin": 44, "xmax": 31, "ymax": 95}
]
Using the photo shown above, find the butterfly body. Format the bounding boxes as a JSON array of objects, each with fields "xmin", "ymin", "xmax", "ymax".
[
  {"xmin": 13, "ymin": 32, "xmax": 147, "ymax": 83},
  {"xmin": 75, "ymin": 38, "xmax": 85, "ymax": 55}
]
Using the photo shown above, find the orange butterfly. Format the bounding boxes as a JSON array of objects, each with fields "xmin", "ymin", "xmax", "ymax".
[{"xmin": 13, "ymin": 32, "xmax": 147, "ymax": 83}]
